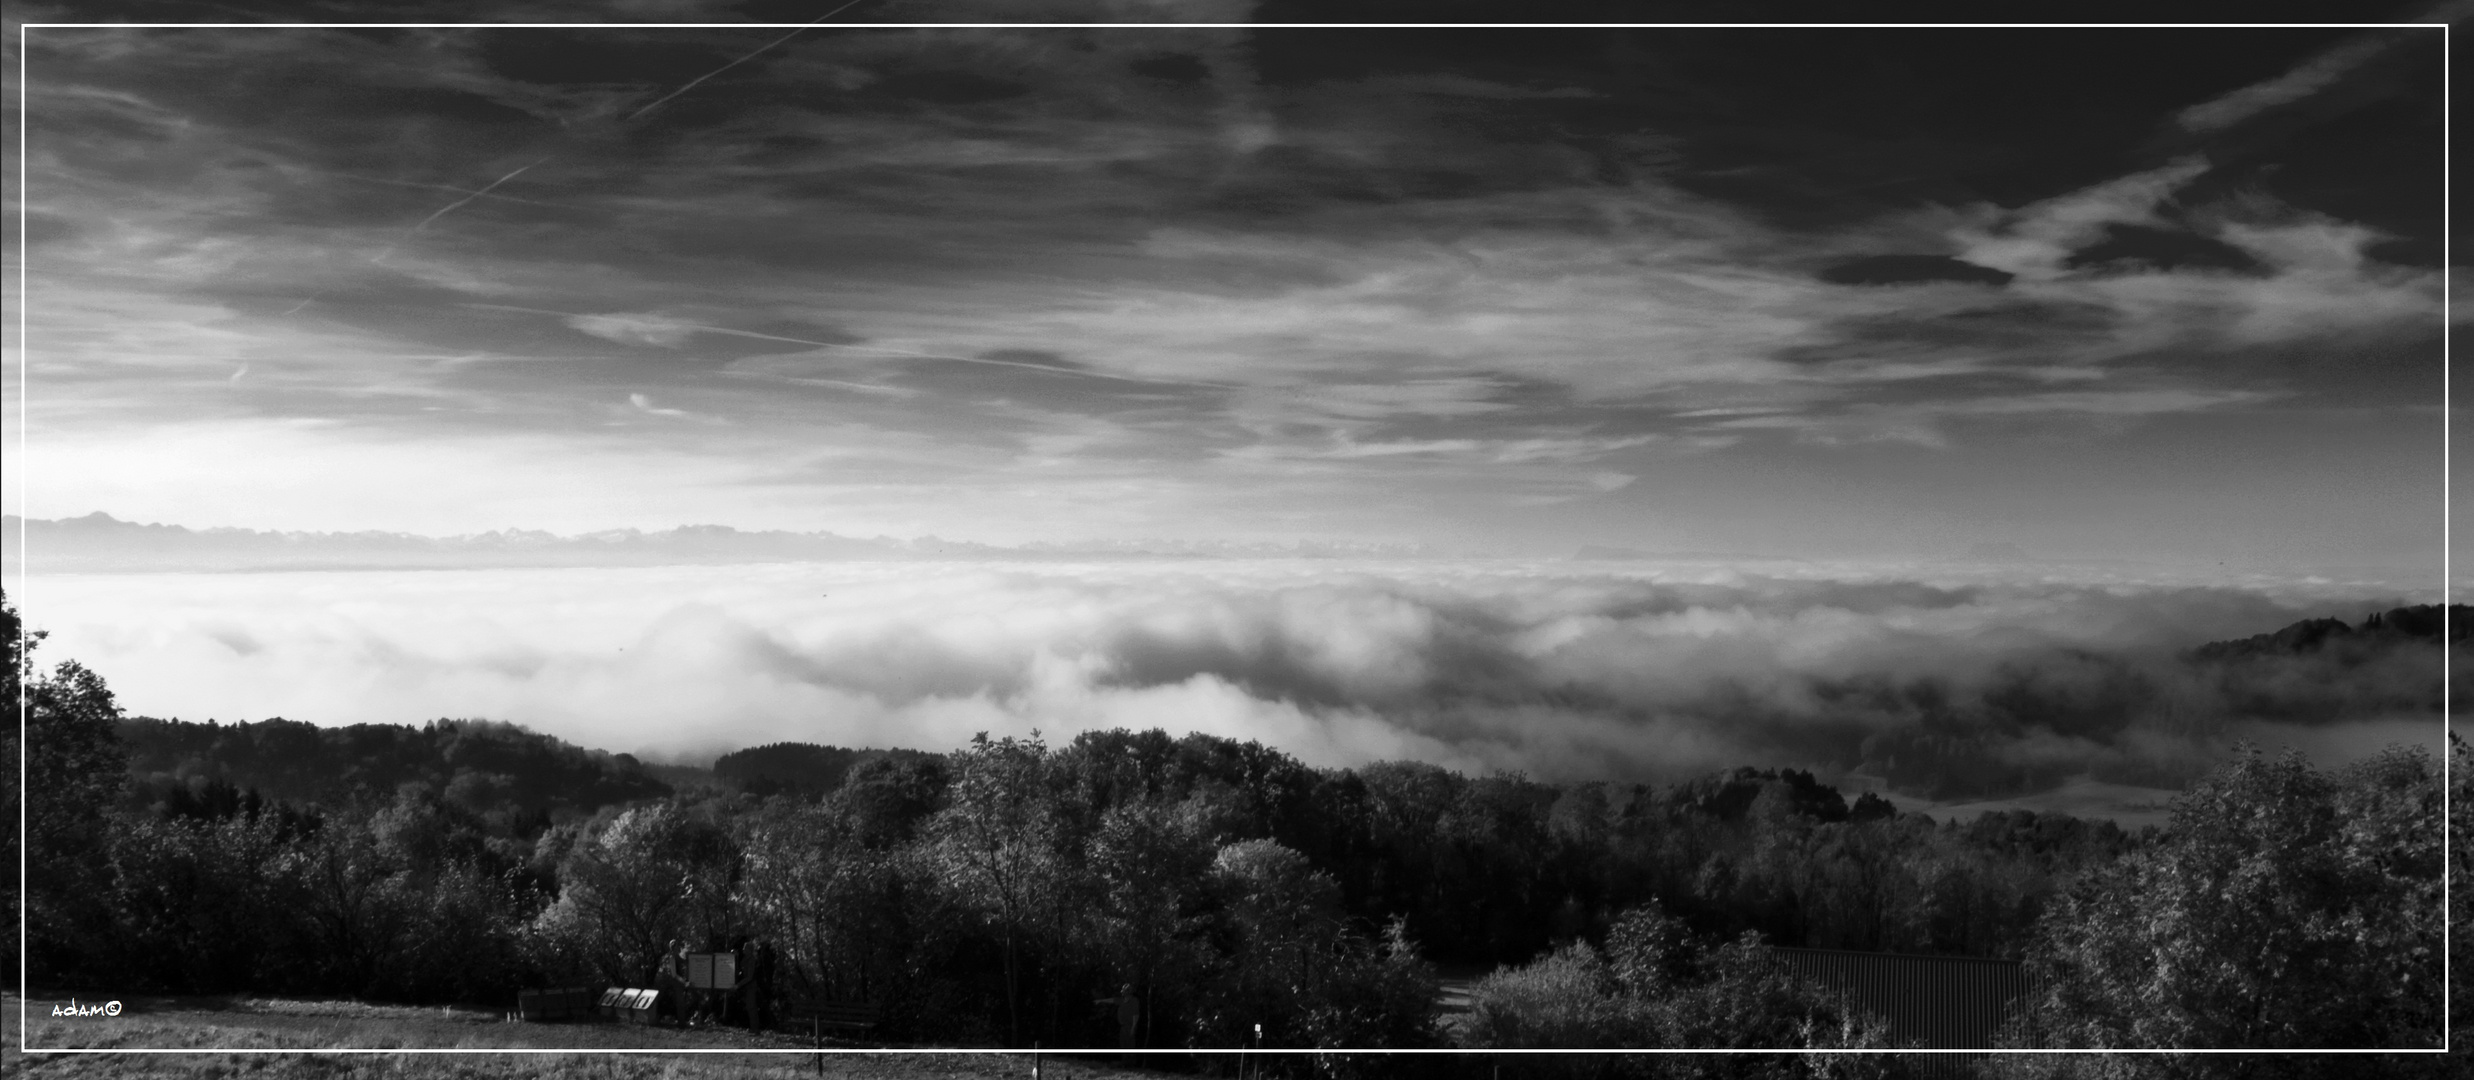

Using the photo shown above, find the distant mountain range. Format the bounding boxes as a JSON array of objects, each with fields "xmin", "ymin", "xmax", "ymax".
[
  {"xmin": 1572, "ymin": 544, "xmax": 1806, "ymax": 562},
  {"xmin": 3, "ymin": 512, "xmax": 1430, "ymax": 572}
]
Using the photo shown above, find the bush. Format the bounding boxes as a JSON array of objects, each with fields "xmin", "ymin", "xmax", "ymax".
[
  {"xmin": 1460, "ymin": 905, "xmax": 1898, "ymax": 1078},
  {"xmin": 2013, "ymin": 745, "xmax": 2441, "ymax": 1054}
]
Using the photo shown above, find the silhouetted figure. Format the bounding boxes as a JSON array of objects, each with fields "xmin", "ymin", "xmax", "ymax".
[
  {"xmin": 721, "ymin": 934, "xmax": 751, "ymax": 1027},
  {"xmin": 745, "ymin": 937, "xmax": 776, "ymax": 1032},
  {"xmin": 660, "ymin": 939, "xmax": 691, "ymax": 1025},
  {"xmin": 1117, "ymin": 981, "xmax": 1140, "ymax": 1050}
]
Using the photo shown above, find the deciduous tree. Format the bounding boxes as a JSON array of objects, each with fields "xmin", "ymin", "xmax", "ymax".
[
  {"xmin": 2015, "ymin": 745, "xmax": 2441, "ymax": 1059},
  {"xmin": 23, "ymin": 588, "xmax": 135, "ymax": 985},
  {"xmin": 930, "ymin": 731, "xmax": 1061, "ymax": 1045}
]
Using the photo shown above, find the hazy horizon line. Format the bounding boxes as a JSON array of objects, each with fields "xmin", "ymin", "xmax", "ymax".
[
  {"xmin": 104, "ymin": 708, "xmax": 2218, "ymax": 830},
  {"xmin": 1, "ymin": 511, "xmax": 2445, "ymax": 582}
]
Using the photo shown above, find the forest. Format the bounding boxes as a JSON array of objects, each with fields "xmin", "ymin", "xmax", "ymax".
[{"xmin": 6, "ymin": 589, "xmax": 2461, "ymax": 1079}]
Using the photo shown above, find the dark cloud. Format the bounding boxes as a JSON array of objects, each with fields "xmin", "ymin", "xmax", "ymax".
[
  {"xmin": 1130, "ymin": 54, "xmax": 1212, "ymax": 84},
  {"xmin": 23, "ymin": 211, "xmax": 86, "ymax": 247},
  {"xmin": 2062, "ymin": 223, "xmax": 2270, "ymax": 276},
  {"xmin": 1818, "ymin": 255, "xmax": 2014, "ymax": 288},
  {"xmin": 1780, "ymin": 303, "xmax": 2122, "ymax": 374},
  {"xmin": 473, "ymin": 28, "xmax": 773, "ymax": 91}
]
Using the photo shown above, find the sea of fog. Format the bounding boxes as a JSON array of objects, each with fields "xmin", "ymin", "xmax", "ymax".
[{"xmin": 14, "ymin": 558, "xmax": 2446, "ymax": 824}]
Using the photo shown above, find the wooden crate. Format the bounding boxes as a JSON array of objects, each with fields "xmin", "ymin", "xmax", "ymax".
[{"xmin": 620, "ymin": 988, "xmax": 663, "ymax": 1024}]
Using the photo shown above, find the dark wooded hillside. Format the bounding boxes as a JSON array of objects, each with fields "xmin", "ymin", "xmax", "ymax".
[
  {"xmin": 711, "ymin": 741, "xmax": 941, "ymax": 798},
  {"xmin": 118, "ymin": 715, "xmax": 670, "ymax": 823}
]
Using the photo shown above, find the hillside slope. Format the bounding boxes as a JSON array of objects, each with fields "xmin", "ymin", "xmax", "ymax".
[{"xmin": 118, "ymin": 716, "xmax": 670, "ymax": 821}]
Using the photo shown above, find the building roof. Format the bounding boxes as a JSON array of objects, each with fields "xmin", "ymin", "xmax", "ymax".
[{"xmin": 1765, "ymin": 946, "xmax": 2038, "ymax": 1051}]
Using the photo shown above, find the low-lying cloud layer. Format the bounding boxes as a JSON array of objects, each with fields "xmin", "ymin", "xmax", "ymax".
[{"xmin": 20, "ymin": 561, "xmax": 2440, "ymax": 806}]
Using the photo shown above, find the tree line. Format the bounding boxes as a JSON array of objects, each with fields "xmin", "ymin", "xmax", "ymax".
[{"xmin": 6, "ymin": 590, "xmax": 2456, "ymax": 1078}]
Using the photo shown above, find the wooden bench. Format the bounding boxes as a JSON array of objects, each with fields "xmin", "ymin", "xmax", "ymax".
[
  {"xmin": 789, "ymin": 1001, "xmax": 881, "ymax": 1035},
  {"xmin": 784, "ymin": 1002, "xmax": 882, "ymax": 1075},
  {"xmin": 517, "ymin": 985, "xmax": 597, "ymax": 1022}
]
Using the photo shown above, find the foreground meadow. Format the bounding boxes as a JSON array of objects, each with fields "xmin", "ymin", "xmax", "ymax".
[{"xmin": 4, "ymin": 993, "xmax": 1179, "ymax": 1080}]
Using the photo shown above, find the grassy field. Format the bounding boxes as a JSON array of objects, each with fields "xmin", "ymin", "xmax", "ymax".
[{"xmin": 3, "ymin": 993, "xmax": 1208, "ymax": 1079}]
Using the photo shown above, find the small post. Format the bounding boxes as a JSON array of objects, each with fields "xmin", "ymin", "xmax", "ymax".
[
  {"xmin": 813, "ymin": 1014, "xmax": 822, "ymax": 1077},
  {"xmin": 1032, "ymin": 1040, "xmax": 1042, "ymax": 1079}
]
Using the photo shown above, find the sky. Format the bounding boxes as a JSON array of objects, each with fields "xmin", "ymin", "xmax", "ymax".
[{"xmin": 3, "ymin": 7, "xmax": 2454, "ymax": 569}]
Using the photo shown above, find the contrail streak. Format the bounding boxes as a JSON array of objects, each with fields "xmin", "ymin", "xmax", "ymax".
[
  {"xmin": 329, "ymin": 171, "xmax": 571, "ymax": 209},
  {"xmin": 374, "ymin": 156, "xmax": 552, "ymax": 263},
  {"xmin": 462, "ymin": 302, "xmax": 1238, "ymax": 390},
  {"xmin": 625, "ymin": 0, "xmax": 869, "ymax": 122},
  {"xmin": 286, "ymin": 3, "xmax": 872, "ymax": 316}
]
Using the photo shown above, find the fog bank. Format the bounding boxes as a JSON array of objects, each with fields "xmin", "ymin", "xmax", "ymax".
[{"xmin": 16, "ymin": 560, "xmax": 2441, "ymax": 801}]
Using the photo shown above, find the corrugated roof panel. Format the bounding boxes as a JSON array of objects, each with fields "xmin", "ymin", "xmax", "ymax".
[{"xmin": 1764, "ymin": 946, "xmax": 2038, "ymax": 1051}]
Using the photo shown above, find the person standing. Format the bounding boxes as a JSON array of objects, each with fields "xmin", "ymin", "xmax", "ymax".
[
  {"xmin": 1116, "ymin": 981, "xmax": 1140, "ymax": 1050},
  {"xmin": 744, "ymin": 937, "xmax": 776, "ymax": 1032},
  {"xmin": 658, "ymin": 939, "xmax": 691, "ymax": 1026}
]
